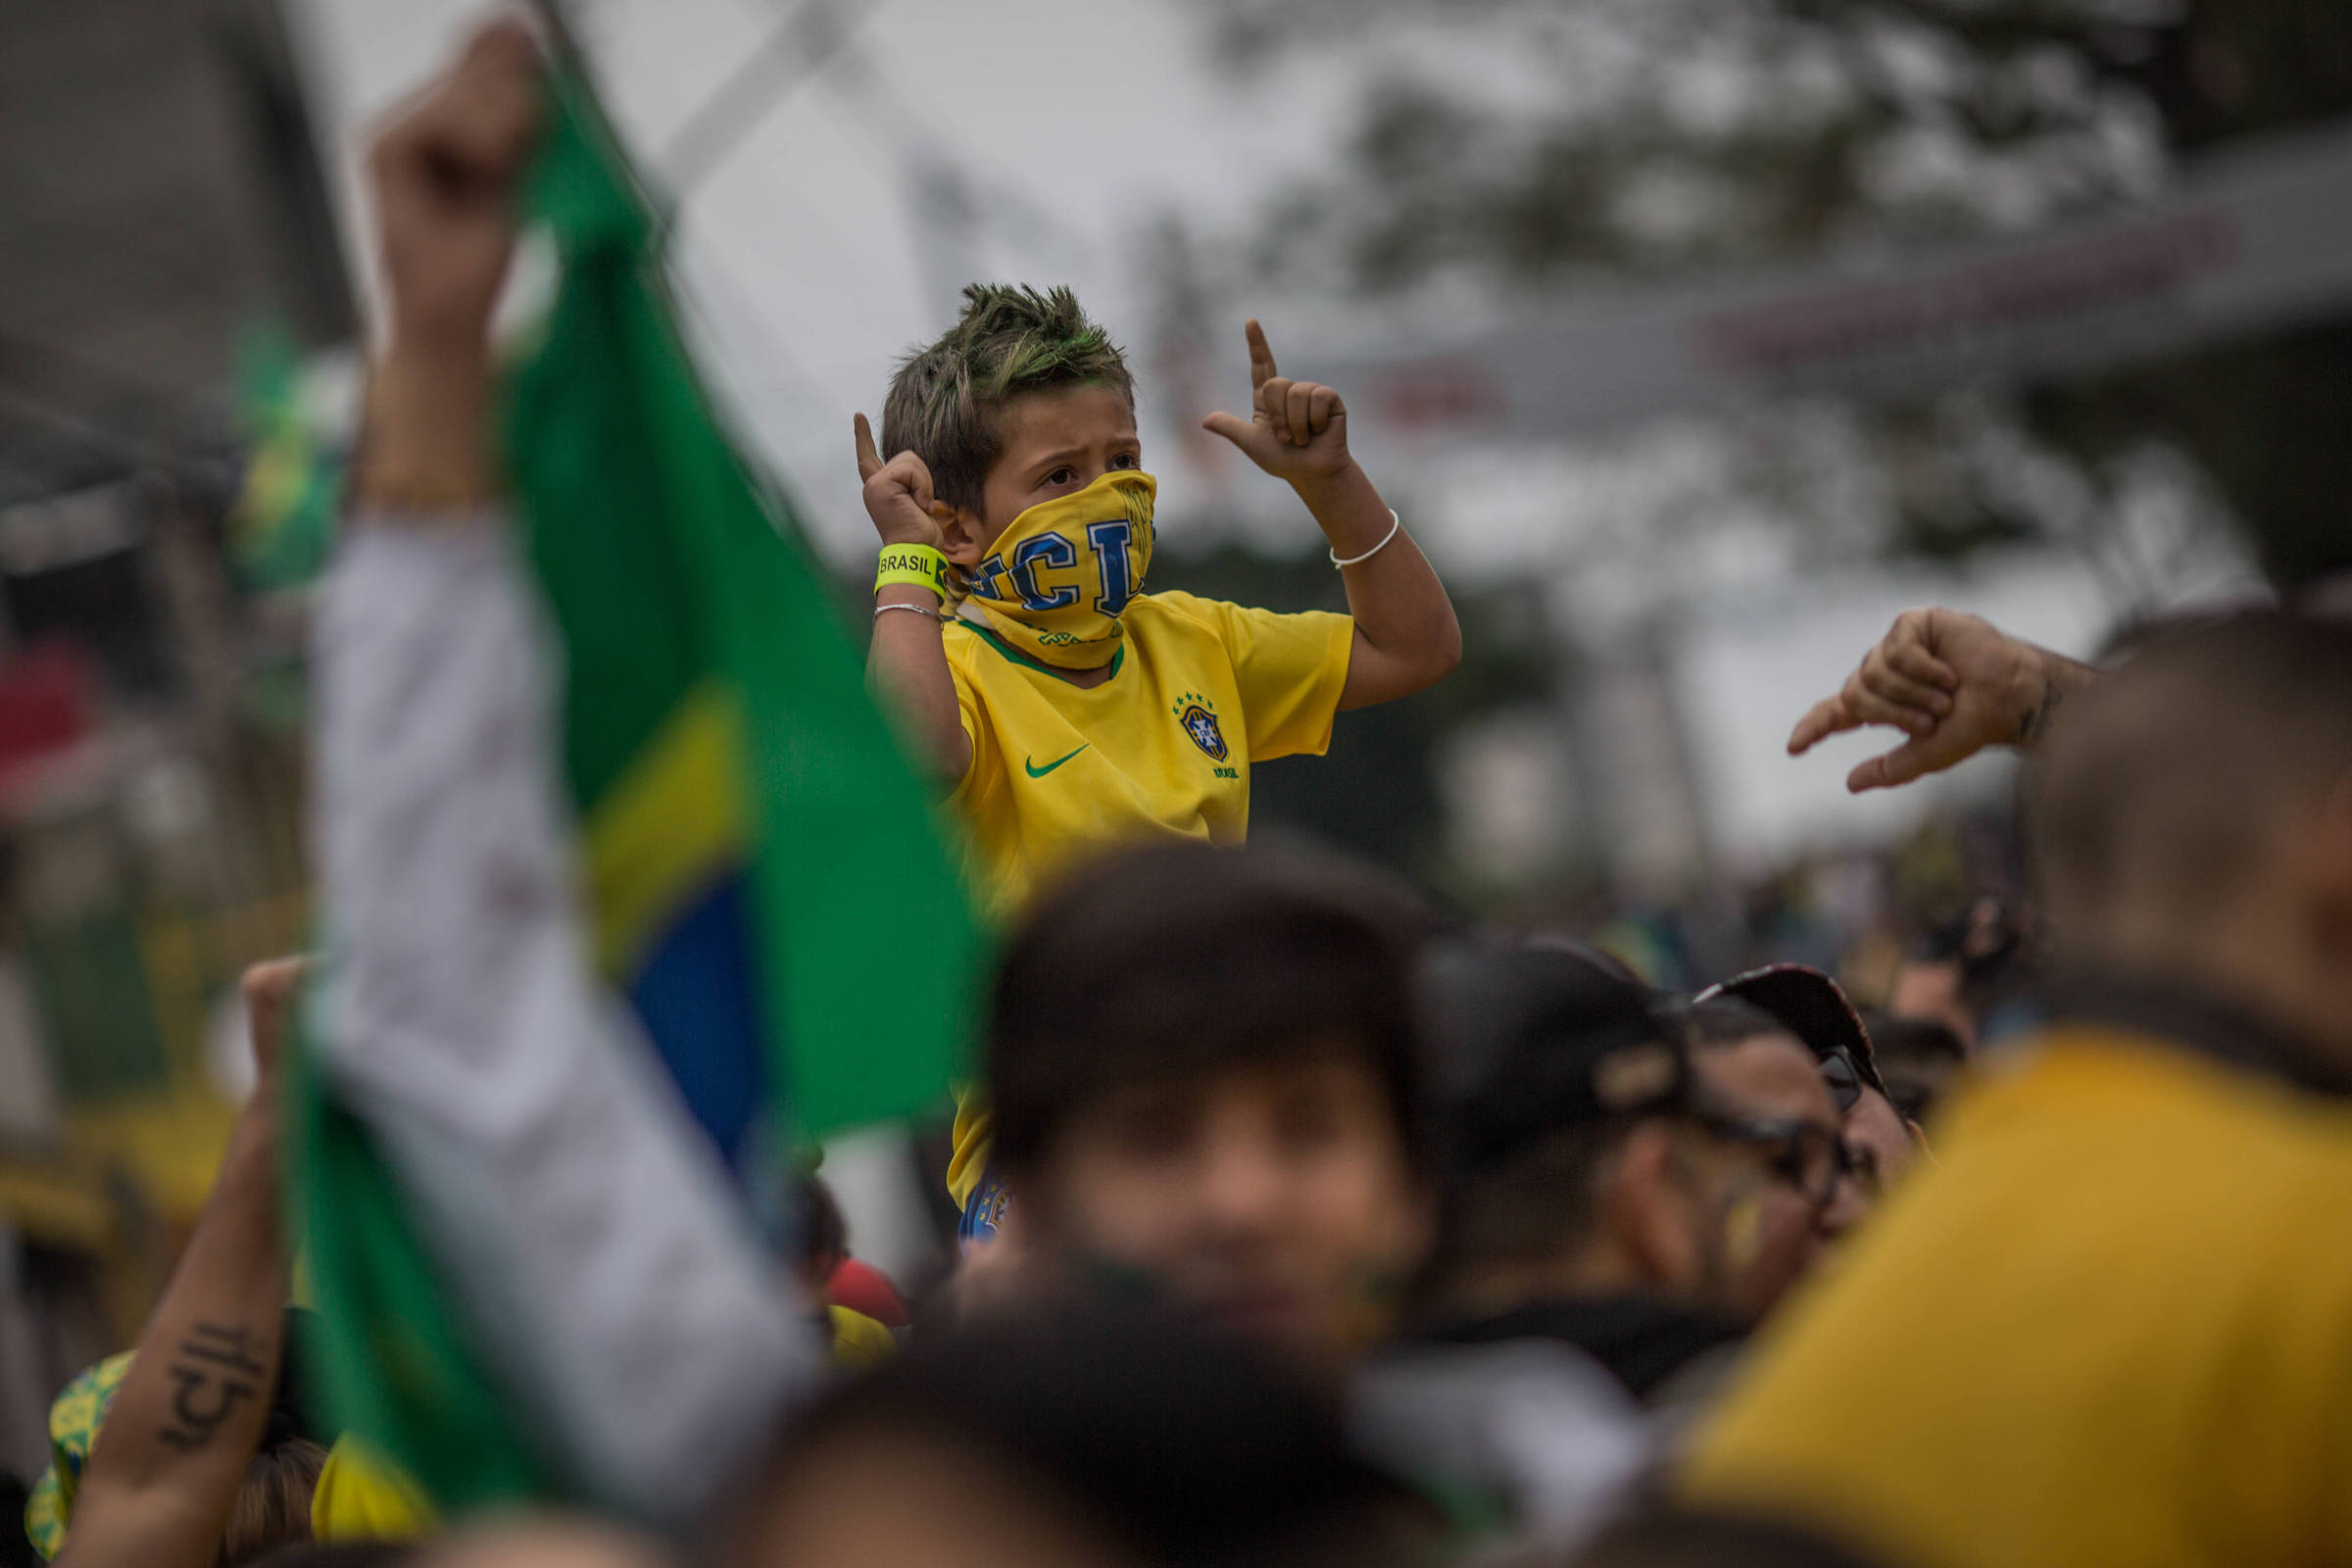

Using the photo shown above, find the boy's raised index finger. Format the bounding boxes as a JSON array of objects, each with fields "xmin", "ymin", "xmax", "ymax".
[
  {"xmin": 853, "ymin": 412, "xmax": 883, "ymax": 478},
  {"xmin": 1245, "ymin": 318, "xmax": 1279, "ymax": 388}
]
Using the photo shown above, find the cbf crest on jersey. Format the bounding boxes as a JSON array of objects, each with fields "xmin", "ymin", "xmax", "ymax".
[{"xmin": 1173, "ymin": 692, "xmax": 1229, "ymax": 761}]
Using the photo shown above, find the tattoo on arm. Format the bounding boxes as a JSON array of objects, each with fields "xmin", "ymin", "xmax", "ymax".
[
  {"xmin": 156, "ymin": 1321, "xmax": 270, "ymax": 1451},
  {"xmin": 2017, "ymin": 679, "xmax": 2065, "ymax": 747}
]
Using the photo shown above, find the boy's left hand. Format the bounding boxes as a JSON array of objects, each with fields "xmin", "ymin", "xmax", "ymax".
[{"xmin": 1202, "ymin": 319, "xmax": 1353, "ymax": 488}]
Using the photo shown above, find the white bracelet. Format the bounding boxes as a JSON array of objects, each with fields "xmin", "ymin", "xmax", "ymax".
[
  {"xmin": 873, "ymin": 602, "xmax": 943, "ymax": 624},
  {"xmin": 1330, "ymin": 509, "xmax": 1403, "ymax": 568}
]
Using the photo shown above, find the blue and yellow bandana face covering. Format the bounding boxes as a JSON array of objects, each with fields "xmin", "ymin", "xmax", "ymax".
[{"xmin": 961, "ymin": 470, "xmax": 1155, "ymax": 669}]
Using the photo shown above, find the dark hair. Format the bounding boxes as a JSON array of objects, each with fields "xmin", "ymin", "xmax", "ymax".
[
  {"xmin": 1861, "ymin": 1013, "xmax": 1968, "ymax": 1122},
  {"xmin": 0, "ymin": 1473, "xmax": 36, "ymax": 1568},
  {"xmin": 1419, "ymin": 941, "xmax": 1688, "ymax": 1283},
  {"xmin": 247, "ymin": 1545, "xmax": 416, "ymax": 1568},
  {"xmin": 986, "ymin": 843, "xmax": 1433, "ymax": 1182},
  {"xmin": 1863, "ymin": 1014, "xmax": 1967, "ymax": 1069},
  {"xmin": 2029, "ymin": 612, "xmax": 2352, "ymax": 941},
  {"xmin": 270, "ymin": 1307, "xmax": 332, "ymax": 1450},
  {"xmin": 882, "ymin": 284, "xmax": 1136, "ymax": 514},
  {"xmin": 1514, "ymin": 932, "xmax": 1647, "ymax": 987},
  {"xmin": 726, "ymin": 1307, "xmax": 1430, "ymax": 1567},
  {"xmin": 798, "ymin": 1178, "xmax": 847, "ymax": 1273},
  {"xmin": 1677, "ymin": 997, "xmax": 1797, "ymax": 1052},
  {"xmin": 1429, "ymin": 1120, "xmax": 1642, "ymax": 1284},
  {"xmin": 1570, "ymin": 1504, "xmax": 1895, "ymax": 1568},
  {"xmin": 218, "ymin": 1440, "xmax": 327, "ymax": 1568}
]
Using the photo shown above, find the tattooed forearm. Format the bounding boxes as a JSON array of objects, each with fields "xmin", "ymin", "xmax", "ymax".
[
  {"xmin": 2017, "ymin": 678, "xmax": 2065, "ymax": 748},
  {"xmin": 155, "ymin": 1321, "xmax": 270, "ymax": 1450}
]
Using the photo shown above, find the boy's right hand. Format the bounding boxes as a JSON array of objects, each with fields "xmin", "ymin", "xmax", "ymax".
[{"xmin": 854, "ymin": 413, "xmax": 949, "ymax": 549}]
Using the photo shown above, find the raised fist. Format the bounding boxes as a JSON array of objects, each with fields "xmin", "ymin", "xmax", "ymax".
[{"xmin": 368, "ymin": 21, "xmax": 545, "ymax": 358}]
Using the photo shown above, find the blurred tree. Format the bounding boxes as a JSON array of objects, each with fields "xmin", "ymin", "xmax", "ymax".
[
  {"xmin": 1197, "ymin": 0, "xmax": 2352, "ymax": 590},
  {"xmin": 1209, "ymin": 0, "xmax": 2176, "ymax": 280}
]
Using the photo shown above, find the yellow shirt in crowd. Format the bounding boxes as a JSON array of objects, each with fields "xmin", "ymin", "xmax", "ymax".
[
  {"xmin": 940, "ymin": 588, "xmax": 1354, "ymax": 1208},
  {"xmin": 1682, "ymin": 1027, "xmax": 2352, "ymax": 1568},
  {"xmin": 305, "ymin": 1309, "xmax": 895, "ymax": 1544},
  {"xmin": 943, "ymin": 589, "xmax": 1353, "ymax": 912}
]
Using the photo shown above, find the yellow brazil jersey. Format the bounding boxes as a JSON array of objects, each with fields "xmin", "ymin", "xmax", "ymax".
[
  {"xmin": 939, "ymin": 588, "xmax": 1353, "ymax": 1208},
  {"xmin": 944, "ymin": 588, "xmax": 1352, "ymax": 911},
  {"xmin": 1681, "ymin": 1028, "xmax": 2352, "ymax": 1568}
]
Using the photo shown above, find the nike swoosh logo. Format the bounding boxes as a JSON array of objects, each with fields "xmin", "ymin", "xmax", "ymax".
[{"xmin": 1024, "ymin": 745, "xmax": 1090, "ymax": 778}]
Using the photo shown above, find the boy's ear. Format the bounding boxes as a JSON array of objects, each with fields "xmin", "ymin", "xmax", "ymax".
[{"xmin": 936, "ymin": 503, "xmax": 987, "ymax": 567}]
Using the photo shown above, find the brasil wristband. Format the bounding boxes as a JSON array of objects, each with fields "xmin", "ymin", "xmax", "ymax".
[{"xmin": 875, "ymin": 543, "xmax": 950, "ymax": 599}]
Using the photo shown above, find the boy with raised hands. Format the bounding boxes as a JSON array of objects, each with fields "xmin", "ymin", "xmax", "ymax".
[{"xmin": 855, "ymin": 286, "xmax": 1460, "ymax": 1236}]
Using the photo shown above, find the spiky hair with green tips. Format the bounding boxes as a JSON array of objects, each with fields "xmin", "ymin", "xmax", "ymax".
[{"xmin": 881, "ymin": 283, "xmax": 1136, "ymax": 514}]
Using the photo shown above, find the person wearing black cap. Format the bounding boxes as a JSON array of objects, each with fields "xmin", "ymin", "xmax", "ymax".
[
  {"xmin": 1351, "ymin": 942, "xmax": 1849, "ymax": 1548},
  {"xmin": 1698, "ymin": 964, "xmax": 1920, "ymax": 1200}
]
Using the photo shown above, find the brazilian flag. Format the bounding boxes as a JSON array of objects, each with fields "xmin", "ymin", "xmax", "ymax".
[
  {"xmin": 228, "ymin": 323, "xmax": 341, "ymax": 593},
  {"xmin": 292, "ymin": 62, "xmax": 977, "ymax": 1512}
]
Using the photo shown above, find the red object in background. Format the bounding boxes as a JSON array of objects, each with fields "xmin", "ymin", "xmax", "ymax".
[
  {"xmin": 1372, "ymin": 358, "xmax": 1508, "ymax": 431},
  {"xmin": 0, "ymin": 641, "xmax": 91, "ymax": 779},
  {"xmin": 827, "ymin": 1256, "xmax": 907, "ymax": 1329}
]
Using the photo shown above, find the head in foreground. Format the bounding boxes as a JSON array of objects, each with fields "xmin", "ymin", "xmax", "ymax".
[
  {"xmin": 718, "ymin": 1307, "xmax": 1432, "ymax": 1568},
  {"xmin": 2027, "ymin": 611, "xmax": 2352, "ymax": 1071},
  {"xmin": 984, "ymin": 841, "xmax": 1436, "ymax": 1368}
]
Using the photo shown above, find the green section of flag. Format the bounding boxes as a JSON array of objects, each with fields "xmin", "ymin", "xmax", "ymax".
[
  {"xmin": 288, "ymin": 1025, "xmax": 548, "ymax": 1513},
  {"xmin": 507, "ymin": 66, "xmax": 977, "ymax": 1138},
  {"xmin": 297, "ymin": 60, "xmax": 978, "ymax": 1517},
  {"xmin": 230, "ymin": 323, "xmax": 340, "ymax": 591}
]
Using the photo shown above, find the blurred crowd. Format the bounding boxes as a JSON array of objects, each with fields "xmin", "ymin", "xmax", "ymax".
[{"xmin": 17, "ymin": 19, "xmax": 2352, "ymax": 1568}]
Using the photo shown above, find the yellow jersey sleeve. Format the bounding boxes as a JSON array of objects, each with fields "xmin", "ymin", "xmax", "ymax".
[
  {"xmin": 1173, "ymin": 596, "xmax": 1354, "ymax": 760},
  {"xmin": 828, "ymin": 1304, "xmax": 899, "ymax": 1371},
  {"xmin": 945, "ymin": 1093, "xmax": 992, "ymax": 1209}
]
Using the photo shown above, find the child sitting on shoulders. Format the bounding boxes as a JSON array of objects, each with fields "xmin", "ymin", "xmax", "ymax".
[{"xmin": 855, "ymin": 284, "xmax": 1459, "ymax": 1236}]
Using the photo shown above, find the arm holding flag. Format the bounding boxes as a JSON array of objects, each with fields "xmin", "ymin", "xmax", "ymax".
[
  {"xmin": 309, "ymin": 24, "xmax": 823, "ymax": 1524},
  {"xmin": 316, "ymin": 510, "xmax": 819, "ymax": 1524},
  {"xmin": 353, "ymin": 22, "xmax": 528, "ymax": 514}
]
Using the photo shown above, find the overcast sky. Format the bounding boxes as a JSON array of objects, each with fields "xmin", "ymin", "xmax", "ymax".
[
  {"xmin": 291, "ymin": 0, "xmax": 1353, "ymax": 542},
  {"xmin": 287, "ymin": 0, "xmax": 2230, "ymax": 858}
]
